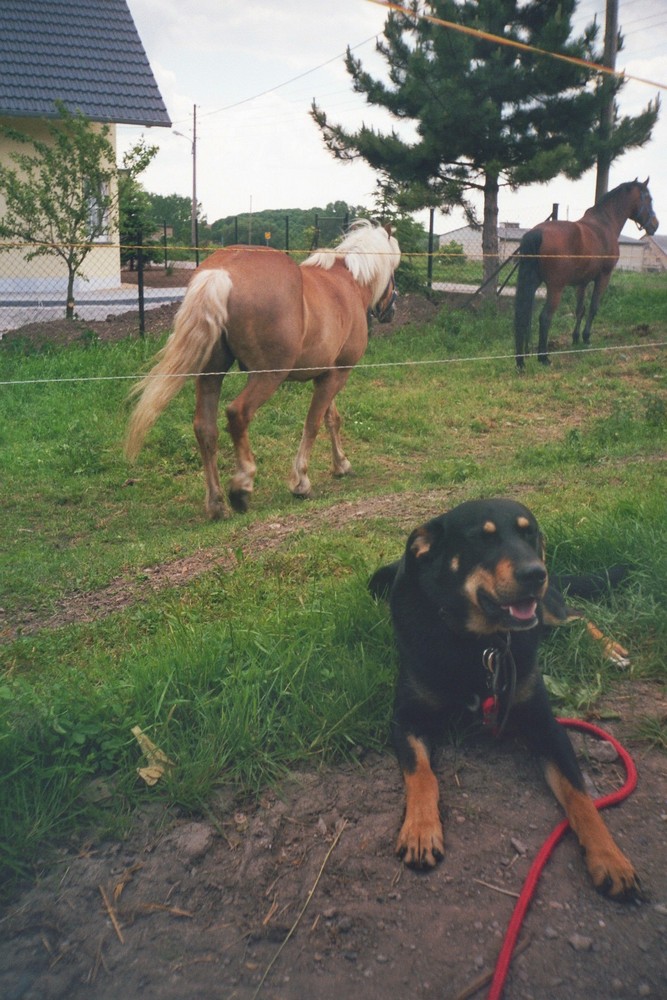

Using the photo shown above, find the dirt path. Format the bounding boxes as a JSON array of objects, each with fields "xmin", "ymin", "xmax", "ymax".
[{"xmin": 4, "ymin": 489, "xmax": 462, "ymax": 639}]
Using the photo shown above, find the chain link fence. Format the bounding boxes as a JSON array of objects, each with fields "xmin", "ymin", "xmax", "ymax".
[
  {"xmin": 1, "ymin": 216, "xmax": 655, "ymax": 337},
  {"xmin": 0, "ymin": 238, "xmax": 192, "ymax": 336}
]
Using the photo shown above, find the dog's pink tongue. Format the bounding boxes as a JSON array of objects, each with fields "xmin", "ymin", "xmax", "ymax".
[{"xmin": 506, "ymin": 600, "xmax": 537, "ymax": 621}]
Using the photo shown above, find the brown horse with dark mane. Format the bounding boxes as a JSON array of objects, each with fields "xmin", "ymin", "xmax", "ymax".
[
  {"xmin": 125, "ymin": 221, "xmax": 400, "ymax": 519},
  {"xmin": 515, "ymin": 179, "xmax": 658, "ymax": 369}
]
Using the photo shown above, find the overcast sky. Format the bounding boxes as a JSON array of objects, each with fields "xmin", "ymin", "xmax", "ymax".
[{"xmin": 118, "ymin": 0, "xmax": 665, "ymax": 239}]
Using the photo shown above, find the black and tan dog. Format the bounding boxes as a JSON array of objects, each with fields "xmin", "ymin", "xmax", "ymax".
[{"xmin": 370, "ymin": 498, "xmax": 639, "ymax": 900}]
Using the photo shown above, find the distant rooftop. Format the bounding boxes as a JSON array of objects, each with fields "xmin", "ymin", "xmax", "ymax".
[
  {"xmin": 0, "ymin": 0, "xmax": 171, "ymax": 127},
  {"xmin": 441, "ymin": 221, "xmax": 651, "ymax": 245},
  {"xmin": 648, "ymin": 233, "xmax": 667, "ymax": 253}
]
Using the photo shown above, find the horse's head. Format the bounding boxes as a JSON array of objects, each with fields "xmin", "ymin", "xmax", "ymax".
[
  {"xmin": 632, "ymin": 179, "xmax": 659, "ymax": 236},
  {"xmin": 372, "ymin": 271, "xmax": 398, "ymax": 324}
]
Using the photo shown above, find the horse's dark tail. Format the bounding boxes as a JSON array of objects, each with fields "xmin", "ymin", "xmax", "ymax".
[{"xmin": 514, "ymin": 229, "xmax": 543, "ymax": 369}]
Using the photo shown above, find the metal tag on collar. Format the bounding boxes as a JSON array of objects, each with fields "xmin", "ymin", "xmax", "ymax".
[
  {"xmin": 482, "ymin": 640, "xmax": 516, "ymax": 738},
  {"xmin": 483, "ymin": 647, "xmax": 500, "ymax": 682}
]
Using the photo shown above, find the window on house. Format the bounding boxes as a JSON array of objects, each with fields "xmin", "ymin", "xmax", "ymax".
[{"xmin": 87, "ymin": 181, "xmax": 111, "ymax": 243}]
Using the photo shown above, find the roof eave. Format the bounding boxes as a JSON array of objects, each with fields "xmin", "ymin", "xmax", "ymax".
[{"xmin": 0, "ymin": 108, "xmax": 171, "ymax": 128}]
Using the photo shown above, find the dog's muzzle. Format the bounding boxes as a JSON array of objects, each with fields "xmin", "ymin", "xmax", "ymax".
[{"xmin": 477, "ymin": 589, "xmax": 541, "ymax": 631}]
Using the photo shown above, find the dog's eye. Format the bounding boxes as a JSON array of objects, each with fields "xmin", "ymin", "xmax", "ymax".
[{"xmin": 519, "ymin": 526, "xmax": 541, "ymax": 551}]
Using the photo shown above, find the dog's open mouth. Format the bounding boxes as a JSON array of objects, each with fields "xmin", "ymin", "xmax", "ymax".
[
  {"xmin": 478, "ymin": 590, "xmax": 539, "ymax": 629},
  {"xmin": 502, "ymin": 598, "xmax": 538, "ymax": 625}
]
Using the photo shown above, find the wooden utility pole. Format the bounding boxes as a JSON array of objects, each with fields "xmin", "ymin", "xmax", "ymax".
[
  {"xmin": 191, "ymin": 104, "xmax": 199, "ymax": 265},
  {"xmin": 595, "ymin": 0, "xmax": 619, "ymax": 203}
]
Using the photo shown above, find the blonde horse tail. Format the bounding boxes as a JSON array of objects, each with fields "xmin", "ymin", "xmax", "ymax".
[{"xmin": 125, "ymin": 268, "xmax": 233, "ymax": 460}]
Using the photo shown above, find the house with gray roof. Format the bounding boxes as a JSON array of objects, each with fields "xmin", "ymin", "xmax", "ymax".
[{"xmin": 0, "ymin": 0, "xmax": 170, "ymax": 297}]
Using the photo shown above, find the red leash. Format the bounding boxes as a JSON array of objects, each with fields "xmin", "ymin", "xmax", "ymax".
[{"xmin": 487, "ymin": 718, "xmax": 638, "ymax": 1000}]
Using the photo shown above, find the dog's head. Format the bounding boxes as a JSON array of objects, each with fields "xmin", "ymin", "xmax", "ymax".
[{"xmin": 404, "ymin": 499, "xmax": 548, "ymax": 636}]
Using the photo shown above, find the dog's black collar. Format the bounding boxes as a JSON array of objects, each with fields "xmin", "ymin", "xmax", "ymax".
[{"xmin": 482, "ymin": 636, "xmax": 517, "ymax": 737}]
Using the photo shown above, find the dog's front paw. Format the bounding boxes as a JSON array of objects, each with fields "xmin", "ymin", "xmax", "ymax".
[
  {"xmin": 587, "ymin": 845, "xmax": 641, "ymax": 901},
  {"xmin": 396, "ymin": 817, "xmax": 444, "ymax": 869}
]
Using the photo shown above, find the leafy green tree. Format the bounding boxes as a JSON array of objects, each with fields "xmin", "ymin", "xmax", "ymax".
[
  {"xmin": 206, "ymin": 203, "xmax": 362, "ymax": 255},
  {"xmin": 118, "ymin": 176, "xmax": 153, "ymax": 268},
  {"xmin": 311, "ymin": 0, "xmax": 658, "ymax": 291},
  {"xmin": 439, "ymin": 240, "xmax": 465, "ymax": 266},
  {"xmin": 0, "ymin": 102, "xmax": 156, "ymax": 318},
  {"xmin": 144, "ymin": 192, "xmax": 204, "ymax": 252}
]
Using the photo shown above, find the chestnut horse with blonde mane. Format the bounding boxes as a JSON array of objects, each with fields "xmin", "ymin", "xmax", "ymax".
[
  {"xmin": 515, "ymin": 179, "xmax": 658, "ymax": 369},
  {"xmin": 125, "ymin": 221, "xmax": 400, "ymax": 518}
]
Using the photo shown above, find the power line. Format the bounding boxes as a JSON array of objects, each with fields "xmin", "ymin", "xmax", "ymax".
[
  {"xmin": 368, "ymin": 0, "xmax": 666, "ymax": 90},
  {"xmin": 173, "ymin": 33, "xmax": 381, "ymax": 126}
]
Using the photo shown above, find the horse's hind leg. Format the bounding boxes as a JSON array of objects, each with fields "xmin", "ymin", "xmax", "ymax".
[
  {"xmin": 325, "ymin": 399, "xmax": 352, "ymax": 477},
  {"xmin": 582, "ymin": 272, "xmax": 611, "ymax": 345},
  {"xmin": 226, "ymin": 372, "xmax": 286, "ymax": 512},
  {"xmin": 571, "ymin": 285, "xmax": 587, "ymax": 344},
  {"xmin": 290, "ymin": 370, "xmax": 351, "ymax": 498},
  {"xmin": 194, "ymin": 346, "xmax": 232, "ymax": 520},
  {"xmin": 537, "ymin": 287, "xmax": 562, "ymax": 365}
]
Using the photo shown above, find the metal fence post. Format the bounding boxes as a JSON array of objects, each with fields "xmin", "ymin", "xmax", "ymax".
[
  {"xmin": 137, "ymin": 231, "xmax": 145, "ymax": 338},
  {"xmin": 427, "ymin": 208, "xmax": 435, "ymax": 291}
]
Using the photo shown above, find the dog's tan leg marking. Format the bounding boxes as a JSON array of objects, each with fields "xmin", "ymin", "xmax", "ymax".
[
  {"xmin": 397, "ymin": 735, "xmax": 444, "ymax": 868},
  {"xmin": 586, "ymin": 621, "xmax": 630, "ymax": 667},
  {"xmin": 545, "ymin": 762, "xmax": 640, "ymax": 899}
]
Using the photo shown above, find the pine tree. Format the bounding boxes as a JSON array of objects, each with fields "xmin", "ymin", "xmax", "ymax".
[{"xmin": 311, "ymin": 0, "xmax": 658, "ymax": 290}]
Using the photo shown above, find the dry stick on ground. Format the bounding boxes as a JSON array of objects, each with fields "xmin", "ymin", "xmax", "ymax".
[
  {"xmin": 251, "ymin": 819, "xmax": 348, "ymax": 1000},
  {"xmin": 473, "ymin": 878, "xmax": 521, "ymax": 899},
  {"xmin": 87, "ymin": 935, "xmax": 108, "ymax": 985},
  {"xmin": 98, "ymin": 884, "xmax": 124, "ymax": 944}
]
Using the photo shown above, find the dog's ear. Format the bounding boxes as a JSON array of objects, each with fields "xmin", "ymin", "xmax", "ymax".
[{"xmin": 407, "ymin": 520, "xmax": 443, "ymax": 561}]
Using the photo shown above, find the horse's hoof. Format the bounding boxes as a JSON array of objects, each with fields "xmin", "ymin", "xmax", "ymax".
[
  {"xmin": 538, "ymin": 354, "xmax": 551, "ymax": 366},
  {"xmin": 207, "ymin": 501, "xmax": 230, "ymax": 521},
  {"xmin": 229, "ymin": 488, "xmax": 251, "ymax": 513},
  {"xmin": 291, "ymin": 489, "xmax": 312, "ymax": 501}
]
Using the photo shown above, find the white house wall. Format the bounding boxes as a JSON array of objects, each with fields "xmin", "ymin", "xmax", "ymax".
[{"xmin": 0, "ymin": 116, "xmax": 121, "ymax": 295}]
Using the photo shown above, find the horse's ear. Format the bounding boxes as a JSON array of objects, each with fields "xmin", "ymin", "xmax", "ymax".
[
  {"xmin": 384, "ymin": 224, "xmax": 393, "ymax": 238},
  {"xmin": 643, "ymin": 176, "xmax": 650, "ymax": 186}
]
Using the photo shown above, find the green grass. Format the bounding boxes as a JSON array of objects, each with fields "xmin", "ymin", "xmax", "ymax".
[{"xmin": 1, "ymin": 272, "xmax": 666, "ymax": 889}]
